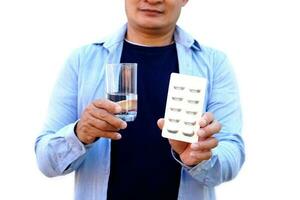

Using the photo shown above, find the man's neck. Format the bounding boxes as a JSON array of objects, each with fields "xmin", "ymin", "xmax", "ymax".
[{"xmin": 126, "ymin": 24, "xmax": 175, "ymax": 47}]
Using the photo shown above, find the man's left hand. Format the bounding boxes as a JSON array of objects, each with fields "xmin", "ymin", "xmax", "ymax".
[{"xmin": 157, "ymin": 112, "xmax": 221, "ymax": 166}]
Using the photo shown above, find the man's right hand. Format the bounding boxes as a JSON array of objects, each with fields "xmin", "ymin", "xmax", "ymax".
[{"xmin": 75, "ymin": 99, "xmax": 127, "ymax": 144}]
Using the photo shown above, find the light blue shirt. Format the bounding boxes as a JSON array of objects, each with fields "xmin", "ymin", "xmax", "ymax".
[{"xmin": 35, "ymin": 24, "xmax": 245, "ymax": 200}]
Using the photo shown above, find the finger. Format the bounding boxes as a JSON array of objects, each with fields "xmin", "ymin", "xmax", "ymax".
[
  {"xmin": 90, "ymin": 107, "xmax": 127, "ymax": 129},
  {"xmin": 190, "ymin": 150, "xmax": 212, "ymax": 162},
  {"xmin": 79, "ymin": 126, "xmax": 122, "ymax": 143},
  {"xmin": 197, "ymin": 120, "xmax": 222, "ymax": 138},
  {"xmin": 199, "ymin": 112, "xmax": 214, "ymax": 127},
  {"xmin": 157, "ymin": 118, "xmax": 165, "ymax": 130},
  {"xmin": 86, "ymin": 125, "xmax": 122, "ymax": 140},
  {"xmin": 93, "ymin": 130, "xmax": 122, "ymax": 140},
  {"xmin": 87, "ymin": 115, "xmax": 121, "ymax": 132},
  {"xmin": 190, "ymin": 137, "xmax": 218, "ymax": 151},
  {"xmin": 92, "ymin": 99, "xmax": 122, "ymax": 114}
]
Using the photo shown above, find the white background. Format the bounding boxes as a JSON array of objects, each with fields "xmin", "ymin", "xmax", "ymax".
[{"xmin": 1, "ymin": 0, "xmax": 300, "ymax": 199}]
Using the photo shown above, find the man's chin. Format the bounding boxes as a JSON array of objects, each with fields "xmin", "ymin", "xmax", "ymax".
[{"xmin": 137, "ymin": 22, "xmax": 166, "ymax": 31}]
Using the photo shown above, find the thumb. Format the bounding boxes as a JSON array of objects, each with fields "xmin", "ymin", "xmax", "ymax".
[{"xmin": 157, "ymin": 118, "xmax": 165, "ymax": 130}]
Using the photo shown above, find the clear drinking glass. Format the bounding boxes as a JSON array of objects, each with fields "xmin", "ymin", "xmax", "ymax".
[{"xmin": 105, "ymin": 63, "xmax": 138, "ymax": 122}]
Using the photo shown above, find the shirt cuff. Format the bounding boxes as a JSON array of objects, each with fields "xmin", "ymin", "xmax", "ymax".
[
  {"xmin": 171, "ymin": 148, "xmax": 217, "ymax": 175},
  {"xmin": 54, "ymin": 122, "xmax": 90, "ymax": 172}
]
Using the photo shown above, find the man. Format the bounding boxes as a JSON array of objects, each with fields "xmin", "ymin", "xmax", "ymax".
[{"xmin": 35, "ymin": 0, "xmax": 245, "ymax": 199}]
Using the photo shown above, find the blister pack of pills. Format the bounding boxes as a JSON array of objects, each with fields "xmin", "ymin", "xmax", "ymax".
[{"xmin": 162, "ymin": 73, "xmax": 207, "ymax": 143}]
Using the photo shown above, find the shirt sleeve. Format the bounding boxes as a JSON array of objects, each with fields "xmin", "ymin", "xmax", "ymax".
[
  {"xmin": 34, "ymin": 49, "xmax": 90, "ymax": 177},
  {"xmin": 174, "ymin": 51, "xmax": 245, "ymax": 186}
]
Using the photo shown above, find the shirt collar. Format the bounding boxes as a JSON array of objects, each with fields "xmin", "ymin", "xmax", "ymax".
[
  {"xmin": 98, "ymin": 23, "xmax": 201, "ymax": 52},
  {"xmin": 174, "ymin": 25, "xmax": 201, "ymax": 51}
]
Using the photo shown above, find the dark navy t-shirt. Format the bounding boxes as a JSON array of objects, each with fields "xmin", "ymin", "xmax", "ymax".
[{"xmin": 107, "ymin": 40, "xmax": 181, "ymax": 200}]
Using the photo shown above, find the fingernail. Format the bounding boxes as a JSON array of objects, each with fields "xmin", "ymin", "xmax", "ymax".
[
  {"xmin": 121, "ymin": 121, "xmax": 127, "ymax": 129},
  {"xmin": 191, "ymin": 143, "xmax": 198, "ymax": 149},
  {"xmin": 199, "ymin": 119, "xmax": 207, "ymax": 127},
  {"xmin": 116, "ymin": 133, "xmax": 122, "ymax": 139},
  {"xmin": 197, "ymin": 129, "xmax": 205, "ymax": 137},
  {"xmin": 115, "ymin": 105, "xmax": 122, "ymax": 113}
]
